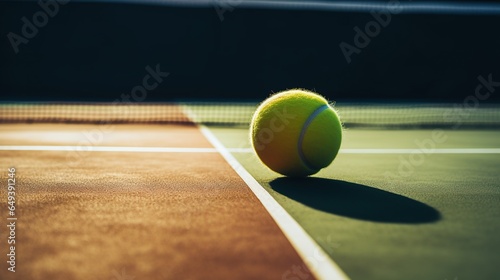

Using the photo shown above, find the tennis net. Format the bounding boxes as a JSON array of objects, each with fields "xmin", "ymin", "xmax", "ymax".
[{"xmin": 1, "ymin": 102, "xmax": 499, "ymax": 128}]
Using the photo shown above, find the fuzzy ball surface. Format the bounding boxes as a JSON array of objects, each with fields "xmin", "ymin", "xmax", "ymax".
[{"xmin": 250, "ymin": 89, "xmax": 342, "ymax": 177}]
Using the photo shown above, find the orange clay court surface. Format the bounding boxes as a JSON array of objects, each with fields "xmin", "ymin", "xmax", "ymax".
[{"xmin": 0, "ymin": 123, "xmax": 319, "ymax": 280}]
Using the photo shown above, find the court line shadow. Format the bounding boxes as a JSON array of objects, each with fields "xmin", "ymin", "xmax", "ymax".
[{"xmin": 270, "ymin": 177, "xmax": 441, "ymax": 224}]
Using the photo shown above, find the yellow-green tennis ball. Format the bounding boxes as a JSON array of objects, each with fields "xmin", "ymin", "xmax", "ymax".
[{"xmin": 250, "ymin": 89, "xmax": 342, "ymax": 177}]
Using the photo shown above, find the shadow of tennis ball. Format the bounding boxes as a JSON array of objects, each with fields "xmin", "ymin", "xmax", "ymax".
[{"xmin": 270, "ymin": 177, "xmax": 440, "ymax": 224}]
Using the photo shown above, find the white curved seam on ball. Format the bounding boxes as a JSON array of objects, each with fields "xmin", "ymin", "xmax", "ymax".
[{"xmin": 297, "ymin": 104, "xmax": 330, "ymax": 172}]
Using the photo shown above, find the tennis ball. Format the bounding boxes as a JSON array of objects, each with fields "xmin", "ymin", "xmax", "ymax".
[{"xmin": 250, "ymin": 89, "xmax": 342, "ymax": 177}]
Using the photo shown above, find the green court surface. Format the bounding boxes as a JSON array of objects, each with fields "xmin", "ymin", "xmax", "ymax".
[{"xmin": 210, "ymin": 127, "xmax": 500, "ymax": 280}]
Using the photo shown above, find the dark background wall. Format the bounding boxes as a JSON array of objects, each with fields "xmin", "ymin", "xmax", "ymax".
[{"xmin": 1, "ymin": 1, "xmax": 499, "ymax": 101}]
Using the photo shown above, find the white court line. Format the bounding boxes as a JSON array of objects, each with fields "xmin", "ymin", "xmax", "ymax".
[
  {"xmin": 229, "ymin": 148, "xmax": 500, "ymax": 154},
  {"xmin": 341, "ymin": 148, "xmax": 500, "ymax": 154},
  {"xmin": 198, "ymin": 126, "xmax": 350, "ymax": 280},
  {"xmin": 0, "ymin": 146, "xmax": 499, "ymax": 154}
]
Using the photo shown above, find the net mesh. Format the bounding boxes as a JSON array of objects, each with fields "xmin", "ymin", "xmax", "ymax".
[{"xmin": 1, "ymin": 102, "xmax": 499, "ymax": 128}]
